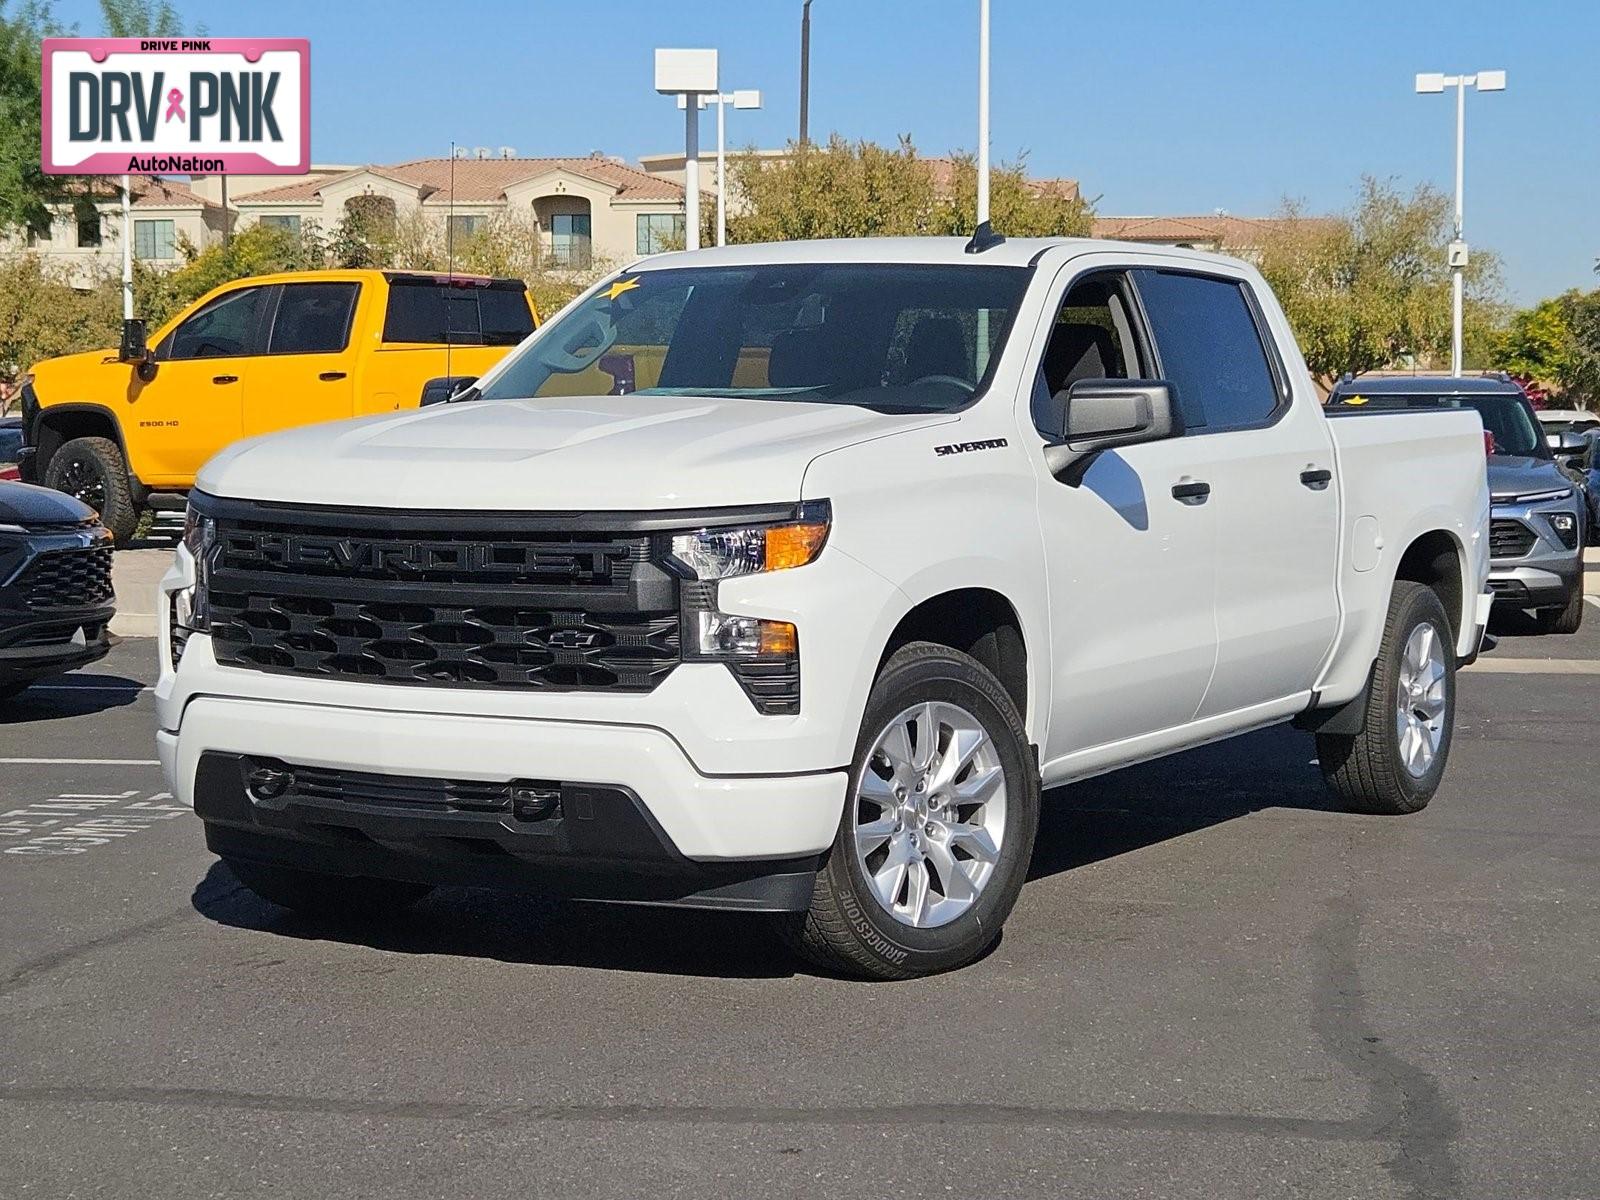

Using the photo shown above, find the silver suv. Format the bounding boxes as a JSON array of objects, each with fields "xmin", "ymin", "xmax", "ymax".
[{"xmin": 1329, "ymin": 375, "xmax": 1584, "ymax": 634}]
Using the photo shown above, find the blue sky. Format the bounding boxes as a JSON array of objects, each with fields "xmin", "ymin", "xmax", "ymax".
[{"xmin": 51, "ymin": 0, "xmax": 1597, "ymax": 302}]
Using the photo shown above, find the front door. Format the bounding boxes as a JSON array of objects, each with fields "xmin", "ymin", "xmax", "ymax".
[
  {"xmin": 1031, "ymin": 266, "xmax": 1221, "ymax": 762},
  {"xmin": 1129, "ymin": 268, "xmax": 1341, "ymax": 717},
  {"xmin": 132, "ymin": 283, "xmax": 271, "ymax": 484},
  {"xmin": 242, "ymin": 282, "xmax": 361, "ymax": 439}
]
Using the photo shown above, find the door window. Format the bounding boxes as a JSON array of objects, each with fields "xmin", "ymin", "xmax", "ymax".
[
  {"xmin": 1032, "ymin": 273, "xmax": 1145, "ymax": 434},
  {"xmin": 1132, "ymin": 270, "xmax": 1281, "ymax": 433},
  {"xmin": 382, "ymin": 281, "xmax": 535, "ymax": 347},
  {"xmin": 269, "ymin": 283, "xmax": 360, "ymax": 354},
  {"xmin": 161, "ymin": 286, "xmax": 269, "ymax": 360}
]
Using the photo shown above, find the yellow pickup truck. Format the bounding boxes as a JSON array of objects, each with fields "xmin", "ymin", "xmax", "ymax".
[{"xmin": 17, "ymin": 269, "xmax": 538, "ymax": 540}]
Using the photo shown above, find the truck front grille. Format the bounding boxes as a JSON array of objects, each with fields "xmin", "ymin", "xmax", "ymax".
[
  {"xmin": 205, "ymin": 507, "xmax": 681, "ymax": 693},
  {"xmin": 1489, "ymin": 518, "xmax": 1536, "ymax": 559}
]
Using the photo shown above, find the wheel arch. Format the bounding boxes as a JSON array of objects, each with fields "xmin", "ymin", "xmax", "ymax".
[
  {"xmin": 876, "ymin": 587, "xmax": 1031, "ymax": 729},
  {"xmin": 32, "ymin": 403, "xmax": 130, "ymax": 480},
  {"xmin": 1392, "ymin": 527, "xmax": 1468, "ymax": 650}
]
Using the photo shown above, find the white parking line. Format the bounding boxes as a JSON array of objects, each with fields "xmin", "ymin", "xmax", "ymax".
[{"xmin": 0, "ymin": 758, "xmax": 161, "ymax": 766}]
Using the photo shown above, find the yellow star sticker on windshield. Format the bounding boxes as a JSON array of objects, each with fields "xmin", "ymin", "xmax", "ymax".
[
  {"xmin": 1345, "ymin": 395, "xmax": 1368, "ymax": 406},
  {"xmin": 602, "ymin": 277, "xmax": 641, "ymax": 301}
]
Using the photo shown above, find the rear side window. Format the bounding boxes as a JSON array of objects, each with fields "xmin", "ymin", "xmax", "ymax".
[
  {"xmin": 382, "ymin": 280, "xmax": 534, "ymax": 346},
  {"xmin": 1133, "ymin": 270, "xmax": 1281, "ymax": 432},
  {"xmin": 269, "ymin": 283, "xmax": 359, "ymax": 354}
]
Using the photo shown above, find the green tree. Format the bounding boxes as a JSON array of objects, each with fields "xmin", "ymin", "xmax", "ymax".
[
  {"xmin": 1555, "ymin": 289, "xmax": 1600, "ymax": 406},
  {"xmin": 1256, "ymin": 178, "xmax": 1501, "ymax": 388},
  {"xmin": 0, "ymin": 254, "xmax": 121, "ymax": 406},
  {"xmin": 722, "ymin": 135, "xmax": 1090, "ymax": 244},
  {"xmin": 1492, "ymin": 297, "xmax": 1574, "ymax": 389}
]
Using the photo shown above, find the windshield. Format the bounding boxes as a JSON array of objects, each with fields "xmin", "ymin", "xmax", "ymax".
[
  {"xmin": 478, "ymin": 263, "xmax": 1031, "ymax": 413},
  {"xmin": 1456, "ymin": 395, "xmax": 1547, "ymax": 457}
]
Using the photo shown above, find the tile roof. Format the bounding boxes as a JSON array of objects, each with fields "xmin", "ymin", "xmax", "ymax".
[
  {"xmin": 1091, "ymin": 214, "xmax": 1333, "ymax": 246},
  {"xmin": 238, "ymin": 156, "xmax": 686, "ymax": 205},
  {"xmin": 77, "ymin": 175, "xmax": 213, "ymax": 208}
]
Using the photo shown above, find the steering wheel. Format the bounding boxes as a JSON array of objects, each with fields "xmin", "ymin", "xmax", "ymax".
[{"xmin": 909, "ymin": 374, "xmax": 976, "ymax": 394}]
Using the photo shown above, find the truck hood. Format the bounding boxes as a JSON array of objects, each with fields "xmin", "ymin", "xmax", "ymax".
[
  {"xmin": 1487, "ymin": 454, "xmax": 1573, "ymax": 501},
  {"xmin": 198, "ymin": 394, "xmax": 953, "ymax": 511}
]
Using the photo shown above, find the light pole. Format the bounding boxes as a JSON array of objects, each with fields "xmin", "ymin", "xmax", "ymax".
[
  {"xmin": 799, "ymin": 1, "xmax": 812, "ymax": 148},
  {"xmin": 656, "ymin": 49, "xmax": 719, "ymax": 251},
  {"xmin": 686, "ymin": 89, "xmax": 764, "ymax": 246},
  {"xmin": 1415, "ymin": 68, "xmax": 1505, "ymax": 376}
]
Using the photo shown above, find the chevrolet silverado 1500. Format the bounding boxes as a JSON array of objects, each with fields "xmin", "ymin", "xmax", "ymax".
[{"xmin": 157, "ymin": 237, "xmax": 1492, "ymax": 978}]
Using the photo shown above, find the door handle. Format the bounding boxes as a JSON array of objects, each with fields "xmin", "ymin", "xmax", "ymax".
[
  {"xmin": 1171, "ymin": 480, "xmax": 1211, "ymax": 505},
  {"xmin": 1300, "ymin": 468, "xmax": 1333, "ymax": 490},
  {"xmin": 318, "ymin": 371, "xmax": 348, "ymax": 381},
  {"xmin": 212, "ymin": 375, "xmax": 238, "ymax": 384}
]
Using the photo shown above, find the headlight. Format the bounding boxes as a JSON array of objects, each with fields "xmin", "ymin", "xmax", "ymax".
[
  {"xmin": 1543, "ymin": 510, "xmax": 1580, "ymax": 551},
  {"xmin": 667, "ymin": 501, "xmax": 830, "ymax": 580},
  {"xmin": 172, "ymin": 506, "xmax": 215, "ymax": 664},
  {"xmin": 667, "ymin": 503, "xmax": 826, "ymax": 716}
]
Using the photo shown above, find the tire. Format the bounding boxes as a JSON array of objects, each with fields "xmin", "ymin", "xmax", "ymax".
[
  {"xmin": 1317, "ymin": 582, "xmax": 1456, "ymax": 815},
  {"xmin": 1535, "ymin": 583, "xmax": 1585, "ymax": 635},
  {"xmin": 44, "ymin": 436, "xmax": 138, "ymax": 543},
  {"xmin": 224, "ymin": 857, "xmax": 433, "ymax": 918},
  {"xmin": 782, "ymin": 641, "xmax": 1040, "ymax": 980}
]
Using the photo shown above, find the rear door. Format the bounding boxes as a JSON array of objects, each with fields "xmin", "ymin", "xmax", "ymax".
[
  {"xmin": 1130, "ymin": 267, "xmax": 1340, "ymax": 717},
  {"xmin": 368, "ymin": 277, "xmax": 536, "ymax": 409},
  {"xmin": 241, "ymin": 281, "xmax": 361, "ymax": 439}
]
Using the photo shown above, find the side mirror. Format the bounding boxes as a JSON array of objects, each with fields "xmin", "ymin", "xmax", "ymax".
[
  {"xmin": 119, "ymin": 318, "xmax": 158, "ymax": 381},
  {"xmin": 419, "ymin": 375, "xmax": 479, "ymax": 406},
  {"xmin": 1553, "ymin": 431, "xmax": 1588, "ymax": 461},
  {"xmin": 1042, "ymin": 379, "xmax": 1182, "ymax": 478}
]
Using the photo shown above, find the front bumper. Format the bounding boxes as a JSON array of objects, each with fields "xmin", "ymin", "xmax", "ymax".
[
  {"xmin": 164, "ymin": 696, "xmax": 845, "ymax": 911},
  {"xmin": 0, "ymin": 608, "xmax": 113, "ymax": 683},
  {"xmin": 1488, "ymin": 495, "xmax": 1583, "ymax": 609}
]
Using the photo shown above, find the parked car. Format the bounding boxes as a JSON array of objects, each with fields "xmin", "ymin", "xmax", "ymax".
[
  {"xmin": 1535, "ymin": 407, "xmax": 1600, "ymax": 448},
  {"xmin": 0, "ymin": 415, "xmax": 22, "ymax": 468},
  {"xmin": 1329, "ymin": 375, "xmax": 1585, "ymax": 634},
  {"xmin": 17, "ymin": 270, "xmax": 539, "ymax": 542},
  {"xmin": 0, "ymin": 481, "xmax": 115, "ymax": 700},
  {"xmin": 1576, "ymin": 429, "xmax": 1600, "ymax": 532},
  {"xmin": 159, "ymin": 237, "xmax": 1491, "ymax": 978}
]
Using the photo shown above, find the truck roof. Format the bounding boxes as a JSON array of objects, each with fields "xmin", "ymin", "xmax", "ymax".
[{"xmin": 634, "ymin": 236, "xmax": 1254, "ymax": 272}]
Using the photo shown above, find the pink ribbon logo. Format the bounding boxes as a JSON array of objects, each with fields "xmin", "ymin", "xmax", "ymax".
[{"xmin": 164, "ymin": 88, "xmax": 185, "ymax": 123}]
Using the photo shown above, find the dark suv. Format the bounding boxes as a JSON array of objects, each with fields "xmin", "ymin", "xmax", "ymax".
[
  {"xmin": 0, "ymin": 482, "xmax": 116, "ymax": 698},
  {"xmin": 1329, "ymin": 375, "xmax": 1585, "ymax": 634}
]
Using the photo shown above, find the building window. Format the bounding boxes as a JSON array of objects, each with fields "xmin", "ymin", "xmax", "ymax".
[
  {"xmin": 134, "ymin": 219, "xmax": 176, "ymax": 261},
  {"xmin": 27, "ymin": 222, "xmax": 52, "ymax": 245},
  {"xmin": 636, "ymin": 213, "xmax": 686, "ymax": 255},
  {"xmin": 448, "ymin": 214, "xmax": 485, "ymax": 246},
  {"xmin": 258, "ymin": 214, "xmax": 302, "ymax": 237},
  {"xmin": 549, "ymin": 213, "xmax": 591, "ymax": 268},
  {"xmin": 76, "ymin": 214, "xmax": 102, "ymax": 247}
]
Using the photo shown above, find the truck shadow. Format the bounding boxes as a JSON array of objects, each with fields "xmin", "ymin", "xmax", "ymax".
[
  {"xmin": 191, "ymin": 724, "xmax": 1336, "ymax": 979},
  {"xmin": 0, "ymin": 675, "xmax": 147, "ymax": 723}
]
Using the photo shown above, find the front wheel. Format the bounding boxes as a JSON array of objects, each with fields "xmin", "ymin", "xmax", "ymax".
[
  {"xmin": 44, "ymin": 436, "xmax": 137, "ymax": 543},
  {"xmin": 1535, "ymin": 582, "xmax": 1585, "ymax": 635},
  {"xmin": 1317, "ymin": 582, "xmax": 1456, "ymax": 815},
  {"xmin": 782, "ymin": 642, "xmax": 1040, "ymax": 979}
]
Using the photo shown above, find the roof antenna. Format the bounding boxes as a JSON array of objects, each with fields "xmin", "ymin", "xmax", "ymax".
[{"xmin": 964, "ymin": 0, "xmax": 1003, "ymax": 254}]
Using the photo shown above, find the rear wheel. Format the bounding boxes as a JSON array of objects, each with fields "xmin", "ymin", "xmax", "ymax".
[
  {"xmin": 224, "ymin": 857, "xmax": 433, "ymax": 918},
  {"xmin": 44, "ymin": 436, "xmax": 137, "ymax": 543},
  {"xmin": 782, "ymin": 642, "xmax": 1040, "ymax": 979},
  {"xmin": 1535, "ymin": 583, "xmax": 1585, "ymax": 635},
  {"xmin": 1317, "ymin": 582, "xmax": 1456, "ymax": 815}
]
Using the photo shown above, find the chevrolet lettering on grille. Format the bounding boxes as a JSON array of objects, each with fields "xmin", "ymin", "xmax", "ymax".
[{"xmin": 224, "ymin": 531, "xmax": 634, "ymax": 583}]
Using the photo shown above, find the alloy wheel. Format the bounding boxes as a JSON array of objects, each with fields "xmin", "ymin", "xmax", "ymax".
[
  {"xmin": 1395, "ymin": 621, "xmax": 1448, "ymax": 778},
  {"xmin": 851, "ymin": 701, "xmax": 1008, "ymax": 928}
]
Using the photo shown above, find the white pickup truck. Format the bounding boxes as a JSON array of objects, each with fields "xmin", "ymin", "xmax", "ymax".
[{"xmin": 157, "ymin": 237, "xmax": 1492, "ymax": 978}]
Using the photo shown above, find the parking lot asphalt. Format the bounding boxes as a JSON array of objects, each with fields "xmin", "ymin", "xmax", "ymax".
[{"xmin": 2, "ymin": 595, "xmax": 1598, "ymax": 1198}]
